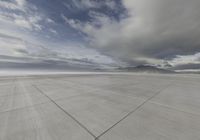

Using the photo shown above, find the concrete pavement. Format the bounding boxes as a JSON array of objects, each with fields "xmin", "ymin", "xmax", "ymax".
[{"xmin": 0, "ymin": 73, "xmax": 200, "ymax": 140}]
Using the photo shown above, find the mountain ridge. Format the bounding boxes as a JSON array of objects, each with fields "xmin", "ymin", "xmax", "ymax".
[{"xmin": 117, "ymin": 65, "xmax": 175, "ymax": 73}]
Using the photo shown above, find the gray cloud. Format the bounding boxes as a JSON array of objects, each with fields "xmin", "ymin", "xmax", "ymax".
[
  {"xmin": 68, "ymin": 0, "xmax": 200, "ymax": 68},
  {"xmin": 172, "ymin": 64, "xmax": 200, "ymax": 71}
]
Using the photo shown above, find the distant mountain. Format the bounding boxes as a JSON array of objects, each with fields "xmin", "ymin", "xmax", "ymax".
[{"xmin": 117, "ymin": 65, "xmax": 175, "ymax": 73}]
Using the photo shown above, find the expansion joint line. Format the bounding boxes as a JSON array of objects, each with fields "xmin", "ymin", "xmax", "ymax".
[
  {"xmin": 95, "ymin": 84, "xmax": 172, "ymax": 140},
  {"xmin": 32, "ymin": 84, "xmax": 97, "ymax": 139}
]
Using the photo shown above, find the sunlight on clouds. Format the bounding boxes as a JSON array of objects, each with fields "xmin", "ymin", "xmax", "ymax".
[
  {"xmin": 168, "ymin": 53, "xmax": 200, "ymax": 66},
  {"xmin": 14, "ymin": 18, "xmax": 32, "ymax": 29}
]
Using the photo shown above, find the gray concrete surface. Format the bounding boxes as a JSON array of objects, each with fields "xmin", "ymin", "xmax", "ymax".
[{"xmin": 0, "ymin": 73, "xmax": 200, "ymax": 140}]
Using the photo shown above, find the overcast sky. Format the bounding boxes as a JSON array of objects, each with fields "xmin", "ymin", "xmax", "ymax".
[{"xmin": 0, "ymin": 0, "xmax": 200, "ymax": 70}]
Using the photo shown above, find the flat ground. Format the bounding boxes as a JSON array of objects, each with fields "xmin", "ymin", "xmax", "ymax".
[{"xmin": 0, "ymin": 73, "xmax": 200, "ymax": 140}]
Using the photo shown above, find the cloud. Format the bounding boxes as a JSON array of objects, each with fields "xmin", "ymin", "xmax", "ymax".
[
  {"xmin": 0, "ymin": 32, "xmax": 117, "ymax": 68},
  {"xmin": 0, "ymin": 0, "xmax": 43, "ymax": 31},
  {"xmin": 15, "ymin": 0, "xmax": 26, "ymax": 7},
  {"xmin": 46, "ymin": 18, "xmax": 55, "ymax": 24},
  {"xmin": 0, "ymin": 1, "xmax": 22, "ymax": 10},
  {"xmin": 64, "ymin": 0, "xmax": 102, "ymax": 10},
  {"xmin": 61, "ymin": 9, "xmax": 118, "ymax": 43},
  {"xmin": 63, "ymin": 0, "xmax": 200, "ymax": 68},
  {"xmin": 0, "ymin": 0, "xmax": 119, "ymax": 69},
  {"xmin": 14, "ymin": 18, "xmax": 32, "ymax": 29},
  {"xmin": 168, "ymin": 52, "xmax": 200, "ymax": 67},
  {"xmin": 1, "ymin": 0, "xmax": 200, "ymax": 70},
  {"xmin": 49, "ymin": 29, "xmax": 58, "ymax": 34}
]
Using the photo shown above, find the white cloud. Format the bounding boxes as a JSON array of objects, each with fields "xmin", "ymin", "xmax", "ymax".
[
  {"xmin": 64, "ymin": 0, "xmax": 119, "ymax": 12},
  {"xmin": 46, "ymin": 18, "xmax": 55, "ymax": 24},
  {"xmin": 0, "ymin": 0, "xmax": 44, "ymax": 31},
  {"xmin": 71, "ymin": 0, "xmax": 99, "ymax": 10},
  {"xmin": 168, "ymin": 53, "xmax": 200, "ymax": 66},
  {"xmin": 61, "ymin": 14, "xmax": 83, "ymax": 31},
  {"xmin": 105, "ymin": 0, "xmax": 117, "ymax": 10},
  {"xmin": 49, "ymin": 29, "xmax": 57, "ymax": 34},
  {"xmin": 0, "ymin": 34, "xmax": 26, "ymax": 57},
  {"xmin": 0, "ymin": 1, "xmax": 21, "ymax": 10},
  {"xmin": 28, "ymin": 15, "xmax": 43, "ymax": 30},
  {"xmin": 62, "ymin": 11, "xmax": 114, "ymax": 37},
  {"xmin": 14, "ymin": 19, "xmax": 32, "ymax": 29},
  {"xmin": 0, "ymin": 13, "xmax": 43, "ymax": 31},
  {"xmin": 15, "ymin": 0, "xmax": 26, "ymax": 7},
  {"xmin": 29, "ymin": 15, "xmax": 42, "ymax": 24}
]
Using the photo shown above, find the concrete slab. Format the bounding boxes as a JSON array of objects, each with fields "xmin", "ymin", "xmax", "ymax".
[
  {"xmin": 151, "ymin": 82, "xmax": 200, "ymax": 115},
  {"xmin": 35, "ymin": 80, "xmax": 98, "ymax": 101},
  {"xmin": 0, "ymin": 73, "xmax": 200, "ymax": 140},
  {"xmin": 0, "ymin": 102, "xmax": 94, "ymax": 140},
  {"xmin": 99, "ymin": 102, "xmax": 200, "ymax": 140},
  {"xmin": 0, "ymin": 79, "xmax": 14, "ymax": 86},
  {"xmin": 55, "ymin": 75, "xmax": 171, "ymax": 100},
  {"xmin": 0, "ymin": 81, "xmax": 50, "ymax": 113},
  {"xmin": 61, "ymin": 75, "xmax": 139, "ymax": 88},
  {"xmin": 0, "ymin": 84, "xmax": 14, "ymax": 97},
  {"xmin": 55, "ymin": 90, "xmax": 145, "ymax": 137}
]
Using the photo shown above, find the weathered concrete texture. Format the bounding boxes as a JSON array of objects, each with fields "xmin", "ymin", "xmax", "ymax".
[
  {"xmin": 151, "ymin": 83, "xmax": 200, "ymax": 115},
  {"xmin": 0, "ymin": 102, "xmax": 94, "ymax": 140},
  {"xmin": 55, "ymin": 90, "xmax": 145, "ymax": 136},
  {"xmin": 0, "ymin": 73, "xmax": 200, "ymax": 140},
  {"xmin": 99, "ymin": 102, "xmax": 200, "ymax": 140},
  {"xmin": 0, "ymin": 81, "xmax": 50, "ymax": 113}
]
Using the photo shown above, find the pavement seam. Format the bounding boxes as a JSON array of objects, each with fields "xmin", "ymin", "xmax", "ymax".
[
  {"xmin": 32, "ymin": 84, "xmax": 97, "ymax": 139},
  {"xmin": 95, "ymin": 84, "xmax": 172, "ymax": 140}
]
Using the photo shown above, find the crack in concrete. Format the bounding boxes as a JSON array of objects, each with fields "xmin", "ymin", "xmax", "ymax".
[
  {"xmin": 33, "ymin": 84, "xmax": 97, "ymax": 139},
  {"xmin": 95, "ymin": 84, "xmax": 172, "ymax": 140}
]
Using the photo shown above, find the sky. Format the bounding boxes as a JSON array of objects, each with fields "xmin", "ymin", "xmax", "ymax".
[{"xmin": 0, "ymin": 0, "xmax": 200, "ymax": 71}]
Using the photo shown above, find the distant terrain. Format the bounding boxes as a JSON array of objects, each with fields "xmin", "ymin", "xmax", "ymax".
[{"xmin": 117, "ymin": 65, "xmax": 175, "ymax": 74}]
